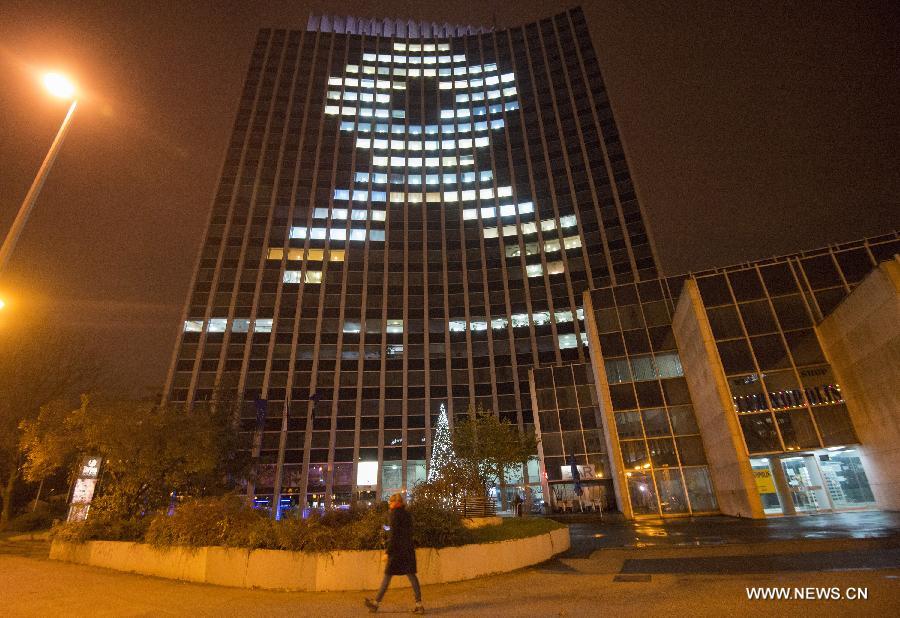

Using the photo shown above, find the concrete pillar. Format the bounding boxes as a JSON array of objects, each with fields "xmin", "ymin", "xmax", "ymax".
[
  {"xmin": 582, "ymin": 291, "xmax": 634, "ymax": 519},
  {"xmin": 767, "ymin": 457, "xmax": 797, "ymax": 516},
  {"xmin": 672, "ymin": 280, "xmax": 765, "ymax": 519},
  {"xmin": 817, "ymin": 257, "xmax": 900, "ymax": 511}
]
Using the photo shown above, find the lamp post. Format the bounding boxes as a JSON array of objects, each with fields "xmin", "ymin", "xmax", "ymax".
[{"xmin": 0, "ymin": 72, "xmax": 78, "ymax": 275}]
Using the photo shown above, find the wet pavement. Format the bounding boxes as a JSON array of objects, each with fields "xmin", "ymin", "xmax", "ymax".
[{"xmin": 556, "ymin": 510, "xmax": 900, "ymax": 557}]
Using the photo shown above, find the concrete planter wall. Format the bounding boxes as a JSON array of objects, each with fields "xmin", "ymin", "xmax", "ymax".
[{"xmin": 50, "ymin": 526, "xmax": 569, "ymax": 592}]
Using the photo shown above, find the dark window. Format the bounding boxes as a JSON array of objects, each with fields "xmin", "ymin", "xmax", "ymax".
[
  {"xmin": 728, "ymin": 268, "xmax": 765, "ymax": 302},
  {"xmin": 771, "ymin": 294, "xmax": 812, "ymax": 330},
  {"xmin": 760, "ymin": 263, "xmax": 798, "ymax": 296},
  {"xmin": 739, "ymin": 413, "xmax": 781, "ymax": 453},
  {"xmin": 696, "ymin": 274, "xmax": 732, "ymax": 307},
  {"xmin": 716, "ymin": 339, "xmax": 757, "ymax": 374},
  {"xmin": 707, "ymin": 306, "xmax": 744, "ymax": 339}
]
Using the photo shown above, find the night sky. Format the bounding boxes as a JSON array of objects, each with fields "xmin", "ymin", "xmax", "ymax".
[{"xmin": 1, "ymin": 1, "xmax": 897, "ymax": 395}]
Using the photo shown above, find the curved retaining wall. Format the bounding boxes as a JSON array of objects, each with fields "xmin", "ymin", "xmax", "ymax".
[{"xmin": 50, "ymin": 526, "xmax": 569, "ymax": 591}]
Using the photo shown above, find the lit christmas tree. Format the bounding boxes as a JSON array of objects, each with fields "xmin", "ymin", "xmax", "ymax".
[{"xmin": 428, "ymin": 403, "xmax": 454, "ymax": 482}]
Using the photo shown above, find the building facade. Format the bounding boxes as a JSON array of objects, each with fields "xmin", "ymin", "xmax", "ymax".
[
  {"xmin": 164, "ymin": 6, "xmax": 899, "ymax": 519},
  {"xmin": 570, "ymin": 233, "xmax": 899, "ymax": 518},
  {"xmin": 164, "ymin": 7, "xmax": 658, "ymax": 512}
]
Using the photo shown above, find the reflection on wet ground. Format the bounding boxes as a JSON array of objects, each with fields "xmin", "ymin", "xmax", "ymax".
[{"xmin": 557, "ymin": 511, "xmax": 900, "ymax": 557}]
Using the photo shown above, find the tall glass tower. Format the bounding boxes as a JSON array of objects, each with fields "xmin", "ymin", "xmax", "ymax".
[{"xmin": 164, "ymin": 6, "xmax": 659, "ymax": 511}]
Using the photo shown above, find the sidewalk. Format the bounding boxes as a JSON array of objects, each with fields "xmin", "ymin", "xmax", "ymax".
[{"xmin": 2, "ymin": 514, "xmax": 899, "ymax": 616}]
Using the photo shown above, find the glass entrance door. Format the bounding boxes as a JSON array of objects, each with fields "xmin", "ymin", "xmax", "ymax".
[{"xmin": 780, "ymin": 455, "xmax": 830, "ymax": 513}]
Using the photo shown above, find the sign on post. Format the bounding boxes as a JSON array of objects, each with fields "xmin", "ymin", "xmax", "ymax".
[{"xmin": 67, "ymin": 456, "xmax": 102, "ymax": 522}]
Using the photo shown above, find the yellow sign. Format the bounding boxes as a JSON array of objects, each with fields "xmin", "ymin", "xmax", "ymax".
[{"xmin": 753, "ymin": 468, "xmax": 777, "ymax": 494}]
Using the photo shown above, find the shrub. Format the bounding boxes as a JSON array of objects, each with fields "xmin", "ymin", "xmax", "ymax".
[
  {"xmin": 52, "ymin": 514, "xmax": 148, "ymax": 543},
  {"xmin": 145, "ymin": 495, "xmax": 273, "ymax": 549},
  {"xmin": 8, "ymin": 510, "xmax": 55, "ymax": 532},
  {"xmin": 408, "ymin": 500, "xmax": 472, "ymax": 548},
  {"xmin": 53, "ymin": 496, "xmax": 507, "ymax": 552}
]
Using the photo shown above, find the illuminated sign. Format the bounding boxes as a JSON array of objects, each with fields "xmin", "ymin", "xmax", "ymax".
[
  {"xmin": 753, "ymin": 468, "xmax": 777, "ymax": 494},
  {"xmin": 67, "ymin": 455, "xmax": 102, "ymax": 522},
  {"xmin": 561, "ymin": 464, "xmax": 597, "ymax": 481}
]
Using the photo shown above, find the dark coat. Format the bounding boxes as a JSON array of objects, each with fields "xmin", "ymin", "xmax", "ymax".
[{"xmin": 385, "ymin": 506, "xmax": 417, "ymax": 575}]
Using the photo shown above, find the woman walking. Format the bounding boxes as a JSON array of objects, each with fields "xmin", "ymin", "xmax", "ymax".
[{"xmin": 365, "ymin": 493, "xmax": 425, "ymax": 614}]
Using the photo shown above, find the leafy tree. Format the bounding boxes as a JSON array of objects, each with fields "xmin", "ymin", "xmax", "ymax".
[
  {"xmin": 20, "ymin": 395, "xmax": 249, "ymax": 522},
  {"xmin": 414, "ymin": 403, "xmax": 536, "ymax": 511},
  {"xmin": 452, "ymin": 403, "xmax": 537, "ymax": 507},
  {"xmin": 0, "ymin": 323, "xmax": 95, "ymax": 528}
]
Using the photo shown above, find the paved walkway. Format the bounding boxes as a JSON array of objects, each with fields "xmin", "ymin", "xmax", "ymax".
[
  {"xmin": 2, "ymin": 512, "xmax": 899, "ymax": 616},
  {"xmin": 557, "ymin": 510, "xmax": 900, "ymax": 556}
]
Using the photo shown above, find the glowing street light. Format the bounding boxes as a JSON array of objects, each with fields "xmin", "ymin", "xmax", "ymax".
[
  {"xmin": 0, "ymin": 72, "xmax": 79, "ymax": 274},
  {"xmin": 43, "ymin": 72, "xmax": 77, "ymax": 99}
]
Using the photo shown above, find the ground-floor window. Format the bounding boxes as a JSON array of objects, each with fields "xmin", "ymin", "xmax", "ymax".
[{"xmin": 750, "ymin": 447, "xmax": 875, "ymax": 516}]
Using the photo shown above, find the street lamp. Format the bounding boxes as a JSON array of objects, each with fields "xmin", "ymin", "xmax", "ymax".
[{"xmin": 0, "ymin": 72, "xmax": 78, "ymax": 274}]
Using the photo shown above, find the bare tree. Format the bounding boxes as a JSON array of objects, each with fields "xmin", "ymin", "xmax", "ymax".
[{"xmin": 0, "ymin": 323, "xmax": 96, "ymax": 528}]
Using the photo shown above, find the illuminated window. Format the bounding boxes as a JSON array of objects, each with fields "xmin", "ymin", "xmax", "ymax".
[
  {"xmin": 544, "ymin": 239, "xmax": 561, "ymax": 253},
  {"xmin": 558, "ymin": 333, "xmax": 579, "ymax": 349},
  {"xmin": 290, "ymin": 227, "xmax": 307, "ymax": 239},
  {"xmin": 511, "ymin": 313, "xmax": 529, "ymax": 328},
  {"xmin": 283, "ymin": 271, "xmax": 301, "ymax": 284},
  {"xmin": 564, "ymin": 235, "xmax": 582, "ymax": 249},
  {"xmin": 232, "ymin": 319, "xmax": 250, "ymax": 333},
  {"xmin": 532, "ymin": 311, "xmax": 551, "ymax": 326},
  {"xmin": 449, "ymin": 320, "xmax": 467, "ymax": 332},
  {"xmin": 267, "ymin": 248, "xmax": 284, "ymax": 260},
  {"xmin": 183, "ymin": 320, "xmax": 203, "ymax": 332},
  {"xmin": 526, "ymin": 264, "xmax": 543, "ymax": 278},
  {"xmin": 555, "ymin": 310, "xmax": 574, "ymax": 323},
  {"xmin": 491, "ymin": 317, "xmax": 508, "ymax": 330},
  {"xmin": 547, "ymin": 261, "xmax": 565, "ymax": 275},
  {"xmin": 370, "ymin": 230, "xmax": 385, "ymax": 241},
  {"xmin": 254, "ymin": 319, "xmax": 273, "ymax": 333},
  {"xmin": 305, "ymin": 271, "xmax": 323, "ymax": 284},
  {"xmin": 560, "ymin": 215, "xmax": 577, "ymax": 228},
  {"xmin": 357, "ymin": 461, "xmax": 378, "ymax": 486},
  {"xmin": 470, "ymin": 320, "xmax": 488, "ymax": 331},
  {"xmin": 386, "ymin": 319, "xmax": 404, "ymax": 334}
]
